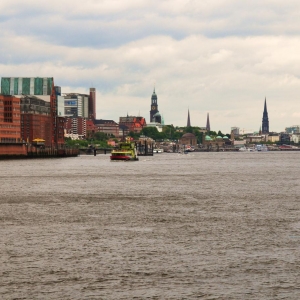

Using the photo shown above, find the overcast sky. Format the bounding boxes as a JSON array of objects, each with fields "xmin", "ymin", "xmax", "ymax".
[{"xmin": 1, "ymin": 0, "xmax": 300, "ymax": 133}]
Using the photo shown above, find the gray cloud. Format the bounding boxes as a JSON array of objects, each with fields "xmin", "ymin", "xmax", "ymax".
[{"xmin": 1, "ymin": 0, "xmax": 300, "ymax": 132}]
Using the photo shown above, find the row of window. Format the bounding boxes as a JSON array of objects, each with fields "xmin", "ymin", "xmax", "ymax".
[
  {"xmin": 0, "ymin": 138, "xmax": 20, "ymax": 143},
  {"xmin": 0, "ymin": 124, "xmax": 21, "ymax": 128},
  {"xmin": 0, "ymin": 131, "xmax": 20, "ymax": 135}
]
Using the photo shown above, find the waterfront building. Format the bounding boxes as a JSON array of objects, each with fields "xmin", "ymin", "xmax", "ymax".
[
  {"xmin": 233, "ymin": 140, "xmax": 246, "ymax": 148},
  {"xmin": 85, "ymin": 119, "xmax": 98, "ymax": 139},
  {"xmin": 0, "ymin": 95, "xmax": 22, "ymax": 143},
  {"xmin": 94, "ymin": 119, "xmax": 119, "ymax": 137},
  {"xmin": 1, "ymin": 77, "xmax": 64, "ymax": 147},
  {"xmin": 202, "ymin": 134, "xmax": 228, "ymax": 149},
  {"xmin": 57, "ymin": 93, "xmax": 89, "ymax": 118},
  {"xmin": 179, "ymin": 132, "xmax": 197, "ymax": 146},
  {"xmin": 65, "ymin": 117, "xmax": 119, "ymax": 139},
  {"xmin": 20, "ymin": 95, "xmax": 63, "ymax": 146},
  {"xmin": 285, "ymin": 125, "xmax": 300, "ymax": 134},
  {"xmin": 262, "ymin": 98, "xmax": 269, "ymax": 134},
  {"xmin": 150, "ymin": 89, "xmax": 161, "ymax": 123},
  {"xmin": 231, "ymin": 126, "xmax": 240, "ymax": 136},
  {"xmin": 268, "ymin": 133, "xmax": 280, "ymax": 143},
  {"xmin": 56, "ymin": 116, "xmax": 65, "ymax": 145},
  {"xmin": 64, "ymin": 117, "xmax": 87, "ymax": 139},
  {"xmin": 246, "ymin": 135, "xmax": 263, "ymax": 143},
  {"xmin": 1, "ymin": 77, "xmax": 54, "ymax": 97},
  {"xmin": 119, "ymin": 115, "xmax": 146, "ymax": 136},
  {"xmin": 21, "ymin": 114, "xmax": 52, "ymax": 146},
  {"xmin": 291, "ymin": 133, "xmax": 300, "ymax": 144},
  {"xmin": 146, "ymin": 122, "xmax": 164, "ymax": 132},
  {"xmin": 279, "ymin": 133, "xmax": 290, "ymax": 145}
]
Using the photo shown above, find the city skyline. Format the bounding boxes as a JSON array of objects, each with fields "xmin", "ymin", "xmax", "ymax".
[{"xmin": 1, "ymin": 1, "xmax": 300, "ymax": 132}]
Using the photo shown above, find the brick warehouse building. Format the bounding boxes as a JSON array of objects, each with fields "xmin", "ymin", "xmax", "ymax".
[
  {"xmin": 65, "ymin": 117, "xmax": 87, "ymax": 139},
  {"xmin": 1, "ymin": 77, "xmax": 65, "ymax": 147},
  {"xmin": 21, "ymin": 114, "xmax": 52, "ymax": 145},
  {"xmin": 94, "ymin": 119, "xmax": 119, "ymax": 137},
  {"xmin": 119, "ymin": 116, "xmax": 146, "ymax": 136},
  {"xmin": 20, "ymin": 95, "xmax": 65, "ymax": 147},
  {"xmin": 0, "ymin": 95, "xmax": 22, "ymax": 143}
]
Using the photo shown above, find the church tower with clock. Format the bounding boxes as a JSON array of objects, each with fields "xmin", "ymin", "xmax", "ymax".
[{"xmin": 150, "ymin": 89, "xmax": 161, "ymax": 123}]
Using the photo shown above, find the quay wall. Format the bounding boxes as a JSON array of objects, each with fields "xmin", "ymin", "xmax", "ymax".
[
  {"xmin": 0, "ymin": 143, "xmax": 79, "ymax": 159},
  {"xmin": 0, "ymin": 144, "xmax": 27, "ymax": 157}
]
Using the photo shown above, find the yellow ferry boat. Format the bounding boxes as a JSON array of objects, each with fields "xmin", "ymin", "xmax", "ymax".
[{"xmin": 110, "ymin": 138, "xmax": 139, "ymax": 161}]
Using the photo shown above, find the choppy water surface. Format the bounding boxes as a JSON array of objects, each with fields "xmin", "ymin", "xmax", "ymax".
[{"xmin": 1, "ymin": 152, "xmax": 300, "ymax": 299}]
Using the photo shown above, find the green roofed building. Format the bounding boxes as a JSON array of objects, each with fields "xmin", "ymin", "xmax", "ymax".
[{"xmin": 1, "ymin": 77, "xmax": 53, "ymax": 96}]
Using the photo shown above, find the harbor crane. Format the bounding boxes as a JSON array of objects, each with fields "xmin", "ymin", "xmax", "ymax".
[{"xmin": 240, "ymin": 128, "xmax": 253, "ymax": 134}]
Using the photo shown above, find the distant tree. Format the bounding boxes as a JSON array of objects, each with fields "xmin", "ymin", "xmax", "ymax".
[
  {"xmin": 174, "ymin": 131, "xmax": 183, "ymax": 141},
  {"xmin": 162, "ymin": 125, "xmax": 176, "ymax": 140},
  {"xmin": 217, "ymin": 130, "xmax": 224, "ymax": 137},
  {"xmin": 65, "ymin": 139, "xmax": 89, "ymax": 148},
  {"xmin": 208, "ymin": 130, "xmax": 217, "ymax": 136},
  {"xmin": 93, "ymin": 132, "xmax": 108, "ymax": 141},
  {"xmin": 140, "ymin": 127, "xmax": 160, "ymax": 140},
  {"xmin": 128, "ymin": 131, "xmax": 140, "ymax": 140},
  {"xmin": 185, "ymin": 126, "xmax": 193, "ymax": 133}
]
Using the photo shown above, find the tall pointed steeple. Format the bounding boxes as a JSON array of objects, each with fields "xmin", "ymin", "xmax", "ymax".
[
  {"xmin": 187, "ymin": 109, "xmax": 191, "ymax": 127},
  {"xmin": 262, "ymin": 97, "xmax": 269, "ymax": 134},
  {"xmin": 206, "ymin": 113, "xmax": 210, "ymax": 132}
]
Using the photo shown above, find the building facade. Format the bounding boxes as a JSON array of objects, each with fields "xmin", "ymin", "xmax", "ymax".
[
  {"xmin": 58, "ymin": 93, "xmax": 89, "ymax": 118},
  {"xmin": 21, "ymin": 114, "xmax": 52, "ymax": 146},
  {"xmin": 95, "ymin": 119, "xmax": 119, "ymax": 137},
  {"xmin": 1, "ymin": 77, "xmax": 65, "ymax": 147},
  {"xmin": 231, "ymin": 126, "xmax": 240, "ymax": 136},
  {"xmin": 285, "ymin": 125, "xmax": 300, "ymax": 134},
  {"xmin": 279, "ymin": 133, "xmax": 290, "ymax": 145},
  {"xmin": 179, "ymin": 133, "xmax": 197, "ymax": 146},
  {"xmin": 119, "ymin": 116, "xmax": 146, "ymax": 137},
  {"xmin": 20, "ymin": 95, "xmax": 52, "ymax": 145},
  {"xmin": 1, "ymin": 77, "xmax": 53, "ymax": 97},
  {"xmin": 0, "ymin": 95, "xmax": 22, "ymax": 143},
  {"xmin": 291, "ymin": 133, "xmax": 300, "ymax": 144},
  {"xmin": 64, "ymin": 117, "xmax": 87, "ymax": 139}
]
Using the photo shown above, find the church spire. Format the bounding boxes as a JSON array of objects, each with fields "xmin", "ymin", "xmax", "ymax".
[
  {"xmin": 206, "ymin": 113, "xmax": 210, "ymax": 132},
  {"xmin": 264, "ymin": 97, "xmax": 267, "ymax": 111},
  {"xmin": 262, "ymin": 97, "xmax": 269, "ymax": 134},
  {"xmin": 187, "ymin": 109, "xmax": 191, "ymax": 127}
]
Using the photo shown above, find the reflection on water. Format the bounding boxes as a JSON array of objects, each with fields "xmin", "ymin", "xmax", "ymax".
[{"xmin": 1, "ymin": 152, "xmax": 300, "ymax": 299}]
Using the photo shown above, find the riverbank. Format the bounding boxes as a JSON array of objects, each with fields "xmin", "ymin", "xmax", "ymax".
[{"xmin": 0, "ymin": 143, "xmax": 79, "ymax": 159}]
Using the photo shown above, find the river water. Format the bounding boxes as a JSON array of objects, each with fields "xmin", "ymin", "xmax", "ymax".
[{"xmin": 0, "ymin": 152, "xmax": 300, "ymax": 299}]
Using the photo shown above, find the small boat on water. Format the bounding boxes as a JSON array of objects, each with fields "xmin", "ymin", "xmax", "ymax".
[
  {"xmin": 239, "ymin": 147, "xmax": 254, "ymax": 152},
  {"xmin": 110, "ymin": 139, "xmax": 139, "ymax": 161},
  {"xmin": 154, "ymin": 148, "xmax": 163, "ymax": 153}
]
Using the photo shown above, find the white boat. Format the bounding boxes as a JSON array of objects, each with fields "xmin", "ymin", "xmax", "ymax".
[
  {"xmin": 239, "ymin": 147, "xmax": 253, "ymax": 152},
  {"xmin": 256, "ymin": 144, "xmax": 268, "ymax": 152},
  {"xmin": 154, "ymin": 148, "xmax": 163, "ymax": 153}
]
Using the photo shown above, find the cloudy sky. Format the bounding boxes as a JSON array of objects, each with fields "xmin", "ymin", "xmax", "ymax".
[{"xmin": 1, "ymin": 0, "xmax": 300, "ymax": 133}]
